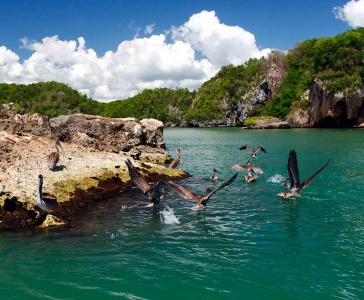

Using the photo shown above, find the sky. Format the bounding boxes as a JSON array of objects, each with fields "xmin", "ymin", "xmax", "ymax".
[{"xmin": 0, "ymin": 0, "xmax": 364, "ymax": 102}]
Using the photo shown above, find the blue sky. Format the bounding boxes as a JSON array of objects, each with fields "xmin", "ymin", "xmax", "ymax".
[{"xmin": 1, "ymin": 0, "xmax": 363, "ymax": 101}]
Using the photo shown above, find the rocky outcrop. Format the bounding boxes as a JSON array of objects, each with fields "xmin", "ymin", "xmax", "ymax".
[
  {"xmin": 305, "ymin": 80, "xmax": 364, "ymax": 127},
  {"xmin": 0, "ymin": 112, "xmax": 189, "ymax": 230},
  {"xmin": 244, "ymin": 118, "xmax": 291, "ymax": 129},
  {"xmin": 0, "ymin": 103, "xmax": 51, "ymax": 137},
  {"xmin": 50, "ymin": 114, "xmax": 166, "ymax": 152}
]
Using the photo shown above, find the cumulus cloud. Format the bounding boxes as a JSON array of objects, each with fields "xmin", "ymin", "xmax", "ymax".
[
  {"xmin": 0, "ymin": 11, "xmax": 270, "ymax": 102},
  {"xmin": 333, "ymin": 0, "xmax": 364, "ymax": 28},
  {"xmin": 171, "ymin": 10, "xmax": 270, "ymax": 68}
]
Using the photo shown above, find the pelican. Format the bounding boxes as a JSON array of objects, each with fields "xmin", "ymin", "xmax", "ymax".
[
  {"xmin": 239, "ymin": 144, "xmax": 267, "ymax": 158},
  {"xmin": 283, "ymin": 149, "xmax": 331, "ymax": 197},
  {"xmin": 167, "ymin": 172, "xmax": 238, "ymax": 210},
  {"xmin": 169, "ymin": 148, "xmax": 182, "ymax": 169},
  {"xmin": 36, "ymin": 174, "xmax": 58, "ymax": 211},
  {"xmin": 47, "ymin": 140, "xmax": 64, "ymax": 170},
  {"xmin": 210, "ymin": 167, "xmax": 220, "ymax": 181},
  {"xmin": 125, "ymin": 159, "xmax": 162, "ymax": 207},
  {"xmin": 228, "ymin": 164, "xmax": 263, "ymax": 175},
  {"xmin": 243, "ymin": 172, "xmax": 258, "ymax": 182}
]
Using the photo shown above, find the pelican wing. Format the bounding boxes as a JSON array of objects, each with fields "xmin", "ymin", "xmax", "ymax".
[
  {"xmin": 47, "ymin": 152, "xmax": 59, "ymax": 169},
  {"xmin": 125, "ymin": 159, "xmax": 152, "ymax": 194},
  {"xmin": 299, "ymin": 159, "xmax": 332, "ymax": 191},
  {"xmin": 228, "ymin": 164, "xmax": 247, "ymax": 171},
  {"xmin": 239, "ymin": 144, "xmax": 253, "ymax": 153},
  {"xmin": 251, "ymin": 166, "xmax": 264, "ymax": 174},
  {"xmin": 200, "ymin": 172, "xmax": 238, "ymax": 204},
  {"xmin": 169, "ymin": 157, "xmax": 181, "ymax": 169},
  {"xmin": 167, "ymin": 181, "xmax": 201, "ymax": 202},
  {"xmin": 256, "ymin": 145, "xmax": 267, "ymax": 153},
  {"xmin": 287, "ymin": 150, "xmax": 300, "ymax": 189}
]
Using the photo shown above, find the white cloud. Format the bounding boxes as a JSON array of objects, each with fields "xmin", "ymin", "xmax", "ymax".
[
  {"xmin": 145, "ymin": 23, "xmax": 155, "ymax": 34},
  {"xmin": 333, "ymin": 0, "xmax": 364, "ymax": 28},
  {"xmin": 171, "ymin": 10, "xmax": 270, "ymax": 68},
  {"xmin": 0, "ymin": 11, "xmax": 270, "ymax": 102}
]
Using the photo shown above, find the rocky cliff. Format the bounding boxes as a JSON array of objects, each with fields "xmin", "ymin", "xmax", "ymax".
[{"xmin": 287, "ymin": 80, "xmax": 364, "ymax": 128}]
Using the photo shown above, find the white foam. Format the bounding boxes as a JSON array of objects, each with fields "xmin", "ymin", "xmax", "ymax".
[
  {"xmin": 267, "ymin": 174, "xmax": 286, "ymax": 183},
  {"xmin": 160, "ymin": 205, "xmax": 180, "ymax": 224}
]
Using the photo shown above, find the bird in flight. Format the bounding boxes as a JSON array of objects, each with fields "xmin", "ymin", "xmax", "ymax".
[
  {"xmin": 239, "ymin": 144, "xmax": 267, "ymax": 158},
  {"xmin": 278, "ymin": 149, "xmax": 331, "ymax": 197},
  {"xmin": 167, "ymin": 172, "xmax": 238, "ymax": 210}
]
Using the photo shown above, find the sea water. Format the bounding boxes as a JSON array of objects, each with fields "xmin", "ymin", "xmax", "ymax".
[{"xmin": 0, "ymin": 128, "xmax": 363, "ymax": 299}]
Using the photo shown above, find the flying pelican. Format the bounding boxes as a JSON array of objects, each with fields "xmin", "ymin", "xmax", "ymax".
[
  {"xmin": 167, "ymin": 172, "xmax": 238, "ymax": 210},
  {"xmin": 36, "ymin": 174, "xmax": 58, "ymax": 211},
  {"xmin": 239, "ymin": 144, "xmax": 267, "ymax": 158},
  {"xmin": 125, "ymin": 159, "xmax": 162, "ymax": 207},
  {"xmin": 281, "ymin": 149, "xmax": 331, "ymax": 197},
  {"xmin": 228, "ymin": 164, "xmax": 263, "ymax": 175},
  {"xmin": 47, "ymin": 140, "xmax": 64, "ymax": 170},
  {"xmin": 169, "ymin": 148, "xmax": 182, "ymax": 169},
  {"xmin": 210, "ymin": 167, "xmax": 220, "ymax": 181}
]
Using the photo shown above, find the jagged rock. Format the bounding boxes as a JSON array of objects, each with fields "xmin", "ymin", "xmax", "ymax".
[
  {"xmin": 286, "ymin": 109, "xmax": 310, "ymax": 127},
  {"xmin": 0, "ymin": 103, "xmax": 51, "ymax": 137},
  {"xmin": 50, "ymin": 114, "xmax": 165, "ymax": 152},
  {"xmin": 36, "ymin": 214, "xmax": 66, "ymax": 228}
]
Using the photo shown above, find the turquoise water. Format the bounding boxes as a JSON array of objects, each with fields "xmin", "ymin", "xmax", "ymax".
[{"xmin": 1, "ymin": 128, "xmax": 364, "ymax": 299}]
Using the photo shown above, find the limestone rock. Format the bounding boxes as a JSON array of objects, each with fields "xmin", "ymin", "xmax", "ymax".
[
  {"xmin": 36, "ymin": 214, "xmax": 66, "ymax": 228},
  {"xmin": 0, "ymin": 103, "xmax": 51, "ymax": 137},
  {"xmin": 50, "ymin": 114, "xmax": 166, "ymax": 152},
  {"xmin": 307, "ymin": 80, "xmax": 364, "ymax": 127}
]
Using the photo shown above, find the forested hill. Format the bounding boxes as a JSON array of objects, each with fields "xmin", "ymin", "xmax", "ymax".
[{"xmin": 0, "ymin": 28, "xmax": 363, "ymax": 126}]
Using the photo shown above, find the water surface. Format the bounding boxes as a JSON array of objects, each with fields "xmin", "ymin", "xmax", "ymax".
[{"xmin": 1, "ymin": 128, "xmax": 363, "ymax": 299}]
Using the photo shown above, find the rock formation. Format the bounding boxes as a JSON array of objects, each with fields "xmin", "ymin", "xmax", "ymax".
[{"xmin": 0, "ymin": 108, "xmax": 189, "ymax": 230}]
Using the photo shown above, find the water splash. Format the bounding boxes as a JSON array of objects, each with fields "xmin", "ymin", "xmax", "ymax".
[
  {"xmin": 160, "ymin": 205, "xmax": 180, "ymax": 224},
  {"xmin": 267, "ymin": 174, "xmax": 286, "ymax": 183}
]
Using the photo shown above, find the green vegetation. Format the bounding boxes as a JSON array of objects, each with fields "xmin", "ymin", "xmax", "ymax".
[
  {"xmin": 262, "ymin": 28, "xmax": 364, "ymax": 119},
  {"xmin": 0, "ymin": 81, "xmax": 103, "ymax": 118},
  {"xmin": 244, "ymin": 116, "xmax": 276, "ymax": 126},
  {"xmin": 0, "ymin": 28, "xmax": 363, "ymax": 123}
]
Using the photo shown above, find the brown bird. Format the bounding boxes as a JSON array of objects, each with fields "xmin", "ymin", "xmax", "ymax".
[
  {"xmin": 210, "ymin": 167, "xmax": 220, "ymax": 181},
  {"xmin": 169, "ymin": 148, "xmax": 182, "ymax": 169},
  {"xmin": 125, "ymin": 159, "xmax": 161, "ymax": 207},
  {"xmin": 167, "ymin": 172, "xmax": 238, "ymax": 210},
  {"xmin": 228, "ymin": 164, "xmax": 263, "ymax": 175},
  {"xmin": 243, "ymin": 173, "xmax": 258, "ymax": 182},
  {"xmin": 283, "ymin": 149, "xmax": 331, "ymax": 197},
  {"xmin": 36, "ymin": 174, "xmax": 58, "ymax": 211},
  {"xmin": 239, "ymin": 144, "xmax": 267, "ymax": 158},
  {"xmin": 47, "ymin": 140, "xmax": 64, "ymax": 170}
]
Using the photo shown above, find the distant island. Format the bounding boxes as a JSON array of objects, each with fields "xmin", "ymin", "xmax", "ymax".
[{"xmin": 0, "ymin": 28, "xmax": 363, "ymax": 128}]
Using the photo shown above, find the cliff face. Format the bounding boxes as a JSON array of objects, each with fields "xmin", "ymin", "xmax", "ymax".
[{"xmin": 307, "ymin": 80, "xmax": 364, "ymax": 127}]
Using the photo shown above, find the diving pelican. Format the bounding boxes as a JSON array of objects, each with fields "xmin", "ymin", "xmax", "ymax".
[
  {"xmin": 167, "ymin": 172, "xmax": 238, "ymax": 210},
  {"xmin": 125, "ymin": 159, "xmax": 162, "ymax": 207},
  {"xmin": 36, "ymin": 174, "xmax": 58, "ymax": 211},
  {"xmin": 282, "ymin": 149, "xmax": 331, "ymax": 197},
  {"xmin": 169, "ymin": 148, "xmax": 182, "ymax": 169},
  {"xmin": 239, "ymin": 144, "xmax": 267, "ymax": 158},
  {"xmin": 210, "ymin": 167, "xmax": 220, "ymax": 181},
  {"xmin": 47, "ymin": 140, "xmax": 64, "ymax": 170}
]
